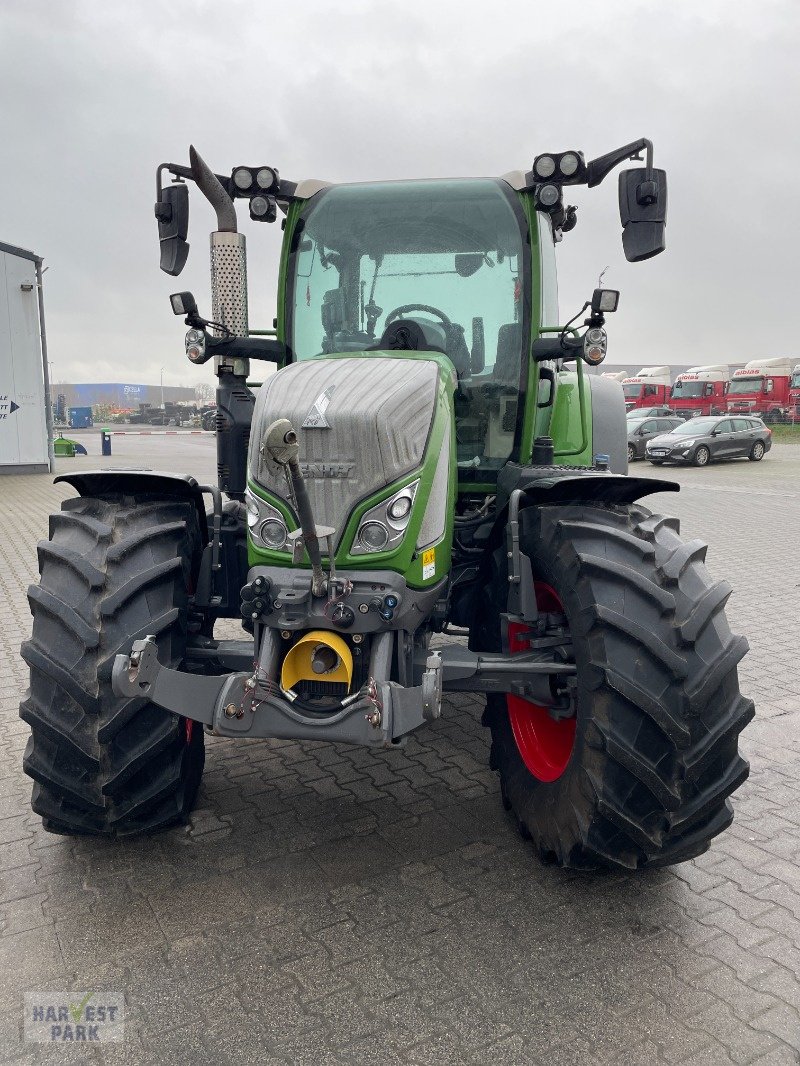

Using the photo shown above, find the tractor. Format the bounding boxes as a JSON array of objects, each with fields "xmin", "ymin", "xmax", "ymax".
[{"xmin": 20, "ymin": 139, "xmax": 754, "ymax": 869}]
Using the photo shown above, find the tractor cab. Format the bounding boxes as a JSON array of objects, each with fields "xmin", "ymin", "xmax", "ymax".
[{"xmin": 284, "ymin": 178, "xmax": 534, "ymax": 476}]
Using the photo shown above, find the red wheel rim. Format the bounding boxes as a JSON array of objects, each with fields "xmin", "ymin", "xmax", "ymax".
[
  {"xmin": 506, "ymin": 581, "xmax": 575, "ymax": 782},
  {"xmin": 184, "ymin": 718, "xmax": 194, "ymax": 744}
]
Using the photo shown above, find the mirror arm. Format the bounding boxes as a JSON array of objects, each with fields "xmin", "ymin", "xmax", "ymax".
[
  {"xmin": 531, "ymin": 335, "xmax": 583, "ymax": 363},
  {"xmin": 158, "ymin": 161, "xmax": 301, "ymax": 205},
  {"xmin": 586, "ymin": 138, "xmax": 653, "ymax": 188},
  {"xmin": 207, "ymin": 334, "xmax": 283, "ymax": 364}
]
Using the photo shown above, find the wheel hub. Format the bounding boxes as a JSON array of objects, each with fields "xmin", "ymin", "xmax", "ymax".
[{"xmin": 506, "ymin": 582, "xmax": 576, "ymax": 782}]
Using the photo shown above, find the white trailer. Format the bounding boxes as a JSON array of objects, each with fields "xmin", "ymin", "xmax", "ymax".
[{"xmin": 0, "ymin": 242, "xmax": 53, "ymax": 474}]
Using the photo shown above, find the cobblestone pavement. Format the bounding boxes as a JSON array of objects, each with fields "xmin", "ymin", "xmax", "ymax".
[{"xmin": 1, "ymin": 438, "xmax": 799, "ymax": 1064}]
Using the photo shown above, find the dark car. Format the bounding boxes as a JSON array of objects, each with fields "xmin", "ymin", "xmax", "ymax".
[
  {"xmin": 626, "ymin": 405, "xmax": 676, "ymax": 419},
  {"xmin": 627, "ymin": 416, "xmax": 684, "ymax": 462},
  {"xmin": 646, "ymin": 416, "xmax": 772, "ymax": 467}
]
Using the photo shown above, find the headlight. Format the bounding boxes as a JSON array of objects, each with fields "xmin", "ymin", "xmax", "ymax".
[
  {"xmin": 352, "ymin": 480, "xmax": 419, "ymax": 555},
  {"xmin": 260, "ymin": 519, "xmax": 289, "ymax": 549},
  {"xmin": 534, "ymin": 155, "xmax": 556, "ymax": 179},
  {"xmin": 388, "ymin": 495, "xmax": 412, "ymax": 521},
  {"xmin": 559, "ymin": 152, "xmax": 580, "ymax": 177},
  {"xmin": 256, "ymin": 167, "xmax": 277, "ymax": 190},
  {"xmin": 583, "ymin": 326, "xmax": 607, "ymax": 366},
  {"xmin": 358, "ymin": 522, "xmax": 389, "ymax": 551},
  {"xmin": 232, "ymin": 167, "xmax": 253, "ymax": 190},
  {"xmin": 245, "ymin": 487, "xmax": 289, "ymax": 551},
  {"xmin": 185, "ymin": 328, "xmax": 205, "ymax": 363},
  {"xmin": 680, "ymin": 439, "xmax": 696, "ymax": 448}
]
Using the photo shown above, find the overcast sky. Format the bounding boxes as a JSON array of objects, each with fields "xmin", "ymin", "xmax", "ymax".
[{"xmin": 2, "ymin": 0, "xmax": 798, "ymax": 390}]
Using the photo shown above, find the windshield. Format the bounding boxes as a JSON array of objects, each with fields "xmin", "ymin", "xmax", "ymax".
[
  {"xmin": 791, "ymin": 372, "xmax": 800, "ymax": 389},
  {"xmin": 289, "ymin": 179, "xmax": 525, "ymax": 367},
  {"xmin": 728, "ymin": 376, "xmax": 763, "ymax": 395},
  {"xmin": 622, "ymin": 383, "xmax": 642, "ymax": 399},
  {"xmin": 670, "ymin": 418, "xmax": 719, "ymax": 435},
  {"xmin": 671, "ymin": 380, "xmax": 705, "ymax": 398},
  {"xmin": 287, "ymin": 178, "xmax": 529, "ymax": 473}
]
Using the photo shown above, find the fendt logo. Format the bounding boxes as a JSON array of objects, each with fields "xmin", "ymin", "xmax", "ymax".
[
  {"xmin": 299, "ymin": 462, "xmax": 355, "ymax": 479},
  {"xmin": 302, "ymin": 386, "xmax": 335, "ymax": 429}
]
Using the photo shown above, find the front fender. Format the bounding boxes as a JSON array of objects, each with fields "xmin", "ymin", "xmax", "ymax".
[
  {"xmin": 497, "ymin": 463, "xmax": 679, "ymax": 507},
  {"xmin": 54, "ymin": 470, "xmax": 209, "ymax": 540}
]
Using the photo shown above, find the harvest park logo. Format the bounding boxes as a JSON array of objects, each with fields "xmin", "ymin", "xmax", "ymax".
[{"xmin": 24, "ymin": 991, "xmax": 124, "ymax": 1043}]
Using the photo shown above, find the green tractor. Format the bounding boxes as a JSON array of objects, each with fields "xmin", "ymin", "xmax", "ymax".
[{"xmin": 20, "ymin": 139, "xmax": 754, "ymax": 869}]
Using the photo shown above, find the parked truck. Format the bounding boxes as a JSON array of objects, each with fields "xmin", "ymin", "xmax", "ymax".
[
  {"xmin": 726, "ymin": 357, "xmax": 793, "ymax": 423},
  {"xmin": 621, "ymin": 365, "xmax": 671, "ymax": 411},
  {"xmin": 670, "ymin": 364, "xmax": 729, "ymax": 419},
  {"xmin": 788, "ymin": 365, "xmax": 800, "ymax": 423}
]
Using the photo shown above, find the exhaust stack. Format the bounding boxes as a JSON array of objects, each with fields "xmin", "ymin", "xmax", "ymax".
[{"xmin": 189, "ymin": 145, "xmax": 248, "ymax": 340}]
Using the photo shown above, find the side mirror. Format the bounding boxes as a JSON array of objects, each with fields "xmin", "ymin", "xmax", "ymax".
[
  {"xmin": 618, "ymin": 167, "xmax": 667, "ymax": 262},
  {"xmin": 155, "ymin": 183, "xmax": 190, "ymax": 276}
]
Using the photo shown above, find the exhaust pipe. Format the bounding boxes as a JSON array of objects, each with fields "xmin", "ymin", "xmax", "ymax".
[
  {"xmin": 189, "ymin": 145, "xmax": 248, "ymax": 339},
  {"xmin": 190, "ymin": 146, "xmax": 253, "ymax": 499}
]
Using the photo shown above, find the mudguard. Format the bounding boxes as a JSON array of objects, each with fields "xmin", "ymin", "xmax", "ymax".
[
  {"xmin": 497, "ymin": 463, "xmax": 679, "ymax": 508},
  {"xmin": 54, "ymin": 470, "xmax": 209, "ymax": 541}
]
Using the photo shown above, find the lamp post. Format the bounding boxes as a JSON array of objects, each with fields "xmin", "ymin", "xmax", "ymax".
[{"xmin": 160, "ymin": 367, "xmax": 165, "ymax": 411}]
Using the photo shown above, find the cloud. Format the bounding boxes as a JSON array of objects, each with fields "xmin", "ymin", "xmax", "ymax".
[{"xmin": 1, "ymin": 0, "xmax": 797, "ymax": 384}]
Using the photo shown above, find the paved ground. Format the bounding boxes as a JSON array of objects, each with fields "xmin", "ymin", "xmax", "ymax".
[{"xmin": 1, "ymin": 436, "xmax": 799, "ymax": 1064}]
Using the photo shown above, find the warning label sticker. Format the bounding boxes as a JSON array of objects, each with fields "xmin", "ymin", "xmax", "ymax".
[{"xmin": 422, "ymin": 548, "xmax": 435, "ymax": 580}]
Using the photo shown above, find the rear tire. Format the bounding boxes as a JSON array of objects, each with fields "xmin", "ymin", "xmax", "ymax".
[
  {"xmin": 20, "ymin": 494, "xmax": 206, "ymax": 836},
  {"xmin": 693, "ymin": 445, "xmax": 710, "ymax": 467},
  {"xmin": 749, "ymin": 441, "xmax": 765, "ymax": 461},
  {"xmin": 475, "ymin": 503, "xmax": 753, "ymax": 870}
]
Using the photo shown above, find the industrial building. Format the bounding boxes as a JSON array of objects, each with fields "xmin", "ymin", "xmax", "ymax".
[{"xmin": 54, "ymin": 382, "xmax": 195, "ymax": 408}]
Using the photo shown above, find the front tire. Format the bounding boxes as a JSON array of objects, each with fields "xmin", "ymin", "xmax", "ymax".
[
  {"xmin": 693, "ymin": 445, "xmax": 710, "ymax": 467},
  {"xmin": 477, "ymin": 503, "xmax": 754, "ymax": 870},
  {"xmin": 20, "ymin": 494, "xmax": 206, "ymax": 836},
  {"xmin": 627, "ymin": 443, "xmax": 636, "ymax": 463},
  {"xmin": 749, "ymin": 441, "xmax": 765, "ymax": 461}
]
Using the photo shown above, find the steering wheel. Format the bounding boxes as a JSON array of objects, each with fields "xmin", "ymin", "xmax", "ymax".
[{"xmin": 385, "ymin": 304, "xmax": 453, "ymax": 330}]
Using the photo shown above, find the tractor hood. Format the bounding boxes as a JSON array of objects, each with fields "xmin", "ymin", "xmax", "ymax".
[{"xmin": 249, "ymin": 356, "xmax": 445, "ymax": 545}]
